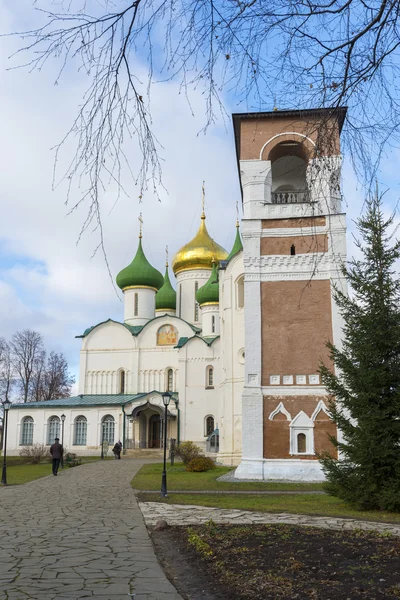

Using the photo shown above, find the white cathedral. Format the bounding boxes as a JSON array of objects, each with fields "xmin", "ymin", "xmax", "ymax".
[{"xmin": 7, "ymin": 107, "xmax": 347, "ymax": 481}]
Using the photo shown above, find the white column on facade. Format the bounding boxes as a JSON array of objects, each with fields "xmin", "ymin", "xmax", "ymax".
[
  {"xmin": 240, "ymin": 159, "xmax": 272, "ymax": 219},
  {"xmin": 306, "ymin": 155, "xmax": 342, "ymax": 214},
  {"xmin": 200, "ymin": 304, "xmax": 220, "ymax": 337}
]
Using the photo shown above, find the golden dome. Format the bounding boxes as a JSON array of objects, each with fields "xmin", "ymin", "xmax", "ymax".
[{"xmin": 172, "ymin": 212, "xmax": 228, "ymax": 275}]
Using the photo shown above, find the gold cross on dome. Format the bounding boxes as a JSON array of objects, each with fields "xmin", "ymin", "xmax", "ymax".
[
  {"xmin": 201, "ymin": 181, "xmax": 205, "ymax": 216},
  {"xmin": 138, "ymin": 213, "xmax": 143, "ymax": 238},
  {"xmin": 165, "ymin": 245, "xmax": 169, "ymax": 267}
]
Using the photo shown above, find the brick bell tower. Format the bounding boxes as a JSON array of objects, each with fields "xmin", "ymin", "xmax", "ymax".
[{"xmin": 233, "ymin": 108, "xmax": 347, "ymax": 481}]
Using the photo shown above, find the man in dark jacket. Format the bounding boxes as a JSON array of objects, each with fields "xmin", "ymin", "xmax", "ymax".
[{"xmin": 50, "ymin": 437, "xmax": 63, "ymax": 476}]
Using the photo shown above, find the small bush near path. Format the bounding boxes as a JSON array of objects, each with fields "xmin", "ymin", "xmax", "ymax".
[
  {"xmin": 19, "ymin": 444, "xmax": 51, "ymax": 464},
  {"xmin": 152, "ymin": 523, "xmax": 400, "ymax": 599},
  {"xmin": 186, "ymin": 457, "xmax": 216, "ymax": 472},
  {"xmin": 138, "ymin": 492, "xmax": 400, "ymax": 524},
  {"xmin": 175, "ymin": 441, "xmax": 203, "ymax": 465},
  {"xmin": 131, "ymin": 463, "xmax": 324, "ymax": 492}
]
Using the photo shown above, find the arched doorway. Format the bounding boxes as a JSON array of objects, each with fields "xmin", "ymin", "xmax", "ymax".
[{"xmin": 149, "ymin": 414, "xmax": 161, "ymax": 448}]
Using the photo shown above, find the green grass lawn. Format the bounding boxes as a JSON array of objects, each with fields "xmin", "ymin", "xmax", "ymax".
[
  {"xmin": 131, "ymin": 463, "xmax": 324, "ymax": 491},
  {"xmin": 137, "ymin": 492, "xmax": 400, "ymax": 524},
  {"xmin": 2, "ymin": 456, "xmax": 112, "ymax": 485}
]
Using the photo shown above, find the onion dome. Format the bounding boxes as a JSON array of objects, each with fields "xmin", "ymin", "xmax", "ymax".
[
  {"xmin": 156, "ymin": 263, "xmax": 177, "ymax": 311},
  {"xmin": 196, "ymin": 262, "xmax": 219, "ymax": 306},
  {"xmin": 116, "ymin": 237, "xmax": 164, "ymax": 291},
  {"xmin": 172, "ymin": 212, "xmax": 228, "ymax": 275},
  {"xmin": 226, "ymin": 221, "xmax": 243, "ymax": 261}
]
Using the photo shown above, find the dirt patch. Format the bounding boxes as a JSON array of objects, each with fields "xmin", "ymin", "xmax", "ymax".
[{"xmin": 151, "ymin": 523, "xmax": 400, "ymax": 599}]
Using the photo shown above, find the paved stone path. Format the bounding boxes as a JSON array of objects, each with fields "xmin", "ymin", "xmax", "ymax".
[
  {"xmin": 0, "ymin": 460, "xmax": 182, "ymax": 600},
  {"xmin": 140, "ymin": 502, "xmax": 400, "ymax": 536}
]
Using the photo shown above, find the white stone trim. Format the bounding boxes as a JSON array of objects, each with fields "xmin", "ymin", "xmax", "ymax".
[
  {"xmin": 311, "ymin": 399, "xmax": 331, "ymax": 421},
  {"xmin": 262, "ymin": 385, "xmax": 326, "ymax": 396},
  {"xmin": 268, "ymin": 401, "xmax": 291, "ymax": 421},
  {"xmin": 290, "ymin": 411, "xmax": 314, "ymax": 455},
  {"xmin": 259, "ymin": 132, "xmax": 316, "ymax": 160}
]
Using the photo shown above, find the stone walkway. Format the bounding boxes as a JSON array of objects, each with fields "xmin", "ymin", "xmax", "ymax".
[
  {"xmin": 0, "ymin": 460, "xmax": 182, "ymax": 600},
  {"xmin": 139, "ymin": 502, "xmax": 400, "ymax": 536}
]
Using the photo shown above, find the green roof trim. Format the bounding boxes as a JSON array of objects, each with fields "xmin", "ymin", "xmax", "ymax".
[
  {"xmin": 156, "ymin": 265, "xmax": 177, "ymax": 310},
  {"xmin": 116, "ymin": 238, "xmax": 164, "ymax": 291},
  {"xmin": 196, "ymin": 262, "xmax": 219, "ymax": 306},
  {"xmin": 10, "ymin": 392, "xmax": 179, "ymax": 409},
  {"xmin": 76, "ymin": 315, "xmax": 201, "ymax": 339},
  {"xmin": 175, "ymin": 335, "xmax": 219, "ymax": 349},
  {"xmin": 226, "ymin": 225, "xmax": 243, "ymax": 261}
]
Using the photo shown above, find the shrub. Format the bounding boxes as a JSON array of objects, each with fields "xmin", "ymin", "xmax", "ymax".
[
  {"xmin": 19, "ymin": 444, "xmax": 51, "ymax": 464},
  {"xmin": 186, "ymin": 456, "xmax": 216, "ymax": 472},
  {"xmin": 175, "ymin": 441, "xmax": 203, "ymax": 465}
]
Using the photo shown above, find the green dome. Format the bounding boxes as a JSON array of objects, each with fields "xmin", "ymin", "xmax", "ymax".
[
  {"xmin": 116, "ymin": 238, "xmax": 164, "ymax": 291},
  {"xmin": 226, "ymin": 222, "xmax": 243, "ymax": 261},
  {"xmin": 156, "ymin": 265, "xmax": 177, "ymax": 310},
  {"xmin": 196, "ymin": 262, "xmax": 219, "ymax": 306}
]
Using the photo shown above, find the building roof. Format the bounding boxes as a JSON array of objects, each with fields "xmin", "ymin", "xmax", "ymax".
[
  {"xmin": 175, "ymin": 335, "xmax": 219, "ymax": 348},
  {"xmin": 9, "ymin": 392, "xmax": 178, "ymax": 409},
  {"xmin": 196, "ymin": 262, "xmax": 219, "ymax": 306},
  {"xmin": 226, "ymin": 223, "xmax": 243, "ymax": 262},
  {"xmin": 155, "ymin": 264, "xmax": 177, "ymax": 311},
  {"xmin": 172, "ymin": 212, "xmax": 227, "ymax": 275},
  {"xmin": 76, "ymin": 315, "xmax": 201, "ymax": 339},
  {"xmin": 116, "ymin": 237, "xmax": 164, "ymax": 291}
]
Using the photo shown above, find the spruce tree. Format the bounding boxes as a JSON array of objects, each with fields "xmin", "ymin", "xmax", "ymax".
[{"xmin": 319, "ymin": 195, "xmax": 400, "ymax": 511}]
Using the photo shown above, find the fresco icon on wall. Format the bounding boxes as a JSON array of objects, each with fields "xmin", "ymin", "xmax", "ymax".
[{"xmin": 157, "ymin": 324, "xmax": 178, "ymax": 346}]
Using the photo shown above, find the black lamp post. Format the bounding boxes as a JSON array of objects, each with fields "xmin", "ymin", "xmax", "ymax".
[
  {"xmin": 60, "ymin": 414, "xmax": 66, "ymax": 469},
  {"xmin": 1, "ymin": 399, "xmax": 11, "ymax": 486},
  {"xmin": 160, "ymin": 392, "xmax": 171, "ymax": 498},
  {"xmin": 100, "ymin": 422, "xmax": 105, "ymax": 460}
]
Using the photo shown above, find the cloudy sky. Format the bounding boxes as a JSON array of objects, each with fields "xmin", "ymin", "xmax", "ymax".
[{"xmin": 1, "ymin": 3, "xmax": 399, "ymax": 391}]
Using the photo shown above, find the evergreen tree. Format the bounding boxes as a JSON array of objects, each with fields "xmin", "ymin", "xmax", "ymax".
[{"xmin": 320, "ymin": 195, "xmax": 400, "ymax": 511}]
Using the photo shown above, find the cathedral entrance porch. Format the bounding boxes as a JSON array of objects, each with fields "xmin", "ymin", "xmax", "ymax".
[{"xmin": 127, "ymin": 401, "xmax": 176, "ymax": 451}]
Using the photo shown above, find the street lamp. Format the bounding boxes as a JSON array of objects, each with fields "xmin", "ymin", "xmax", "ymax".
[
  {"xmin": 60, "ymin": 414, "xmax": 66, "ymax": 469},
  {"xmin": 160, "ymin": 392, "xmax": 172, "ymax": 498},
  {"xmin": 1, "ymin": 399, "xmax": 11, "ymax": 486}
]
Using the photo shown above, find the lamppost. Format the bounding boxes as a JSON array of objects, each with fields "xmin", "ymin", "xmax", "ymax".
[
  {"xmin": 160, "ymin": 392, "xmax": 171, "ymax": 498},
  {"xmin": 1, "ymin": 399, "xmax": 11, "ymax": 486},
  {"xmin": 60, "ymin": 414, "xmax": 66, "ymax": 469},
  {"xmin": 100, "ymin": 421, "xmax": 105, "ymax": 460}
]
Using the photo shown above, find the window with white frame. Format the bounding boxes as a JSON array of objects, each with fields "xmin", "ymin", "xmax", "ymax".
[
  {"xmin": 20, "ymin": 416, "xmax": 34, "ymax": 446},
  {"xmin": 119, "ymin": 370, "xmax": 125, "ymax": 394},
  {"xmin": 289, "ymin": 411, "xmax": 314, "ymax": 455},
  {"xmin": 74, "ymin": 416, "xmax": 87, "ymax": 446},
  {"xmin": 101, "ymin": 415, "xmax": 115, "ymax": 444},
  {"xmin": 205, "ymin": 415, "xmax": 215, "ymax": 436},
  {"xmin": 236, "ymin": 276, "xmax": 244, "ymax": 309},
  {"xmin": 206, "ymin": 366, "xmax": 214, "ymax": 388},
  {"xmin": 167, "ymin": 368, "xmax": 173, "ymax": 392},
  {"xmin": 47, "ymin": 416, "xmax": 60, "ymax": 445}
]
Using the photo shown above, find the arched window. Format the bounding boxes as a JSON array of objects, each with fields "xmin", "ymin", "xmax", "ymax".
[
  {"xmin": 74, "ymin": 416, "xmax": 87, "ymax": 446},
  {"xmin": 206, "ymin": 366, "xmax": 214, "ymax": 389},
  {"xmin": 290, "ymin": 244, "xmax": 296, "ymax": 256},
  {"xmin": 205, "ymin": 415, "xmax": 215, "ymax": 436},
  {"xmin": 119, "ymin": 370, "xmax": 125, "ymax": 394},
  {"xmin": 47, "ymin": 416, "xmax": 60, "ymax": 445},
  {"xmin": 211, "ymin": 315, "xmax": 216, "ymax": 333},
  {"xmin": 297, "ymin": 433, "xmax": 307, "ymax": 453},
  {"xmin": 134, "ymin": 293, "xmax": 139, "ymax": 316},
  {"xmin": 194, "ymin": 281, "xmax": 199, "ymax": 321},
  {"xmin": 237, "ymin": 276, "xmax": 244, "ymax": 309},
  {"xmin": 101, "ymin": 415, "xmax": 115, "ymax": 444},
  {"xmin": 20, "ymin": 416, "xmax": 34, "ymax": 446},
  {"xmin": 167, "ymin": 368, "xmax": 174, "ymax": 392}
]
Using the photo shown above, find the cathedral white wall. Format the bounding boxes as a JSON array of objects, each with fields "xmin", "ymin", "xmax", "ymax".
[
  {"xmin": 218, "ymin": 252, "xmax": 245, "ymax": 465},
  {"xmin": 175, "ymin": 269, "xmax": 210, "ymax": 324},
  {"xmin": 200, "ymin": 304, "xmax": 220, "ymax": 337}
]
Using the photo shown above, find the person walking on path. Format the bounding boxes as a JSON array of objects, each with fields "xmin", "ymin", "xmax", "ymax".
[
  {"xmin": 113, "ymin": 441, "xmax": 122, "ymax": 459},
  {"xmin": 50, "ymin": 437, "xmax": 63, "ymax": 475}
]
